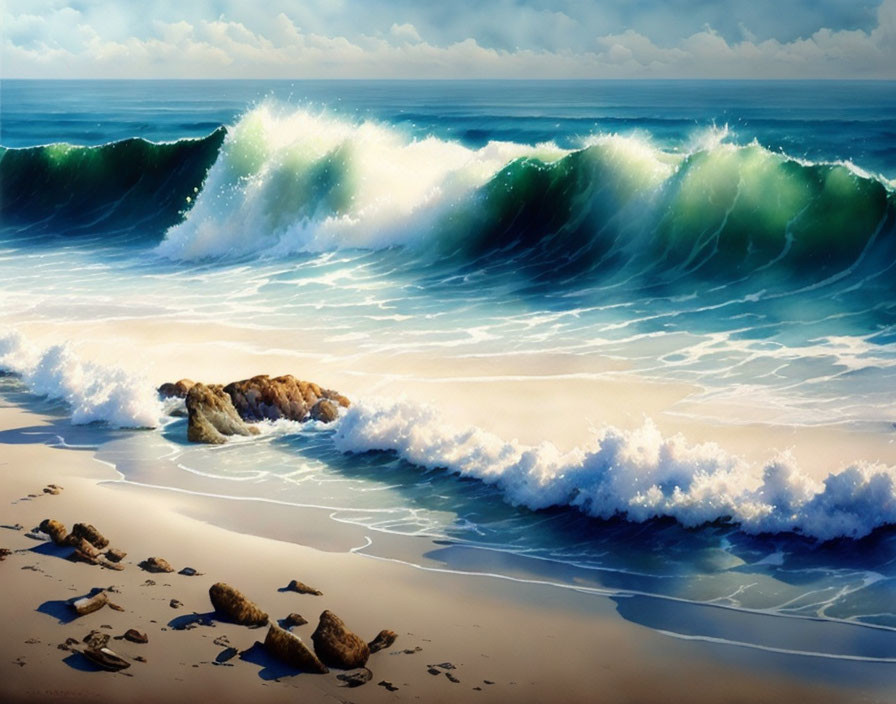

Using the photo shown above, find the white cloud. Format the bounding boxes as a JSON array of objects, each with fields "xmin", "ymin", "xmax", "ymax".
[{"xmin": 1, "ymin": 0, "xmax": 894, "ymax": 78}]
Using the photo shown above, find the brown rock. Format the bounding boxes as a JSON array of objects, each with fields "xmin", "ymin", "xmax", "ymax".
[
  {"xmin": 169, "ymin": 599, "xmax": 182, "ymax": 609},
  {"xmin": 138, "ymin": 557, "xmax": 174, "ymax": 573},
  {"xmin": 158, "ymin": 379, "xmax": 196, "ymax": 398},
  {"xmin": 0, "ymin": 548, "xmax": 11, "ymax": 561},
  {"xmin": 83, "ymin": 630, "xmax": 110, "ymax": 649},
  {"xmin": 311, "ymin": 610, "xmax": 369, "ymax": 669},
  {"xmin": 283, "ymin": 613, "xmax": 308, "ymax": 628},
  {"xmin": 286, "ymin": 579, "xmax": 322, "ymax": 596},
  {"xmin": 99, "ymin": 559, "xmax": 125, "ymax": 572},
  {"xmin": 309, "ymin": 399, "xmax": 339, "ymax": 423},
  {"xmin": 69, "ymin": 523, "xmax": 109, "ymax": 549},
  {"xmin": 70, "ymin": 537, "xmax": 100, "ymax": 559},
  {"xmin": 68, "ymin": 548, "xmax": 99, "ymax": 566},
  {"xmin": 223, "ymin": 374, "xmax": 350, "ymax": 423},
  {"xmin": 123, "ymin": 629, "xmax": 148, "ymax": 644},
  {"xmin": 43, "ymin": 484, "xmax": 63, "ymax": 495},
  {"xmin": 337, "ymin": 668, "xmax": 373, "ymax": 687},
  {"xmin": 105, "ymin": 548, "xmax": 126, "ymax": 562},
  {"xmin": 83, "ymin": 647, "xmax": 130, "ymax": 672},
  {"xmin": 38, "ymin": 518, "xmax": 68, "ymax": 546},
  {"xmin": 263, "ymin": 624, "xmax": 328, "ymax": 673},
  {"xmin": 368, "ymin": 630, "xmax": 397, "ymax": 654},
  {"xmin": 186, "ymin": 383, "xmax": 260, "ymax": 444},
  {"xmin": 71, "ymin": 591, "xmax": 108, "ymax": 616},
  {"xmin": 208, "ymin": 582, "xmax": 268, "ymax": 626}
]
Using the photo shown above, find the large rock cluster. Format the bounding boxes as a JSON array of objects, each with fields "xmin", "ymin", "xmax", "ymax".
[{"xmin": 160, "ymin": 374, "xmax": 350, "ymax": 444}]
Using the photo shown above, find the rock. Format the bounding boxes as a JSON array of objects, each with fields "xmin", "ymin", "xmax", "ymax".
[
  {"xmin": 43, "ymin": 484, "xmax": 63, "ymax": 495},
  {"xmin": 378, "ymin": 680, "xmax": 399, "ymax": 692},
  {"xmin": 178, "ymin": 567, "xmax": 198, "ymax": 576},
  {"xmin": 69, "ymin": 548, "xmax": 99, "ymax": 566},
  {"xmin": 337, "ymin": 668, "xmax": 373, "ymax": 687},
  {"xmin": 223, "ymin": 374, "xmax": 350, "ymax": 423},
  {"xmin": 286, "ymin": 579, "xmax": 322, "ymax": 596},
  {"xmin": 123, "ymin": 629, "xmax": 148, "ymax": 644},
  {"xmin": 283, "ymin": 613, "xmax": 308, "ymax": 628},
  {"xmin": 138, "ymin": 557, "xmax": 174, "ymax": 573},
  {"xmin": 208, "ymin": 582, "xmax": 268, "ymax": 626},
  {"xmin": 107, "ymin": 601, "xmax": 125, "ymax": 612},
  {"xmin": 83, "ymin": 647, "xmax": 130, "ymax": 672},
  {"xmin": 158, "ymin": 379, "xmax": 196, "ymax": 398},
  {"xmin": 309, "ymin": 399, "xmax": 339, "ymax": 423},
  {"xmin": 70, "ymin": 537, "xmax": 100, "ymax": 559},
  {"xmin": 69, "ymin": 523, "xmax": 109, "ymax": 549},
  {"xmin": 71, "ymin": 592, "xmax": 108, "ymax": 616},
  {"xmin": 427, "ymin": 667, "xmax": 441, "ymax": 675},
  {"xmin": 38, "ymin": 518, "xmax": 68, "ymax": 545},
  {"xmin": 445, "ymin": 672, "xmax": 460, "ymax": 683},
  {"xmin": 186, "ymin": 383, "xmax": 260, "ymax": 444},
  {"xmin": 311, "ymin": 610, "xmax": 370, "ymax": 669},
  {"xmin": 83, "ymin": 630, "xmax": 110, "ymax": 649},
  {"xmin": 0, "ymin": 548, "xmax": 12, "ymax": 561},
  {"xmin": 169, "ymin": 599, "xmax": 182, "ymax": 609},
  {"xmin": 99, "ymin": 558, "xmax": 125, "ymax": 571},
  {"xmin": 105, "ymin": 548, "xmax": 126, "ymax": 563},
  {"xmin": 368, "ymin": 629, "xmax": 397, "ymax": 654},
  {"xmin": 263, "ymin": 624, "xmax": 328, "ymax": 673}
]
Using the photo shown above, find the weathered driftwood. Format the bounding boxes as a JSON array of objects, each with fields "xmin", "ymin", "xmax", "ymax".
[{"xmin": 71, "ymin": 591, "xmax": 108, "ymax": 616}]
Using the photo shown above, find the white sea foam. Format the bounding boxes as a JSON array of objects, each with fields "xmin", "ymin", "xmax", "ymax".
[
  {"xmin": 0, "ymin": 330, "xmax": 162, "ymax": 428},
  {"xmin": 333, "ymin": 398, "xmax": 896, "ymax": 541},
  {"xmin": 156, "ymin": 102, "xmax": 567, "ymax": 260}
]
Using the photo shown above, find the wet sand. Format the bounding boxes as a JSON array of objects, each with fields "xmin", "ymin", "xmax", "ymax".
[{"xmin": 0, "ymin": 402, "xmax": 892, "ymax": 704}]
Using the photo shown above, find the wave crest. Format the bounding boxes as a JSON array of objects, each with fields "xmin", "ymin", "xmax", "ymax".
[{"xmin": 333, "ymin": 398, "xmax": 896, "ymax": 541}]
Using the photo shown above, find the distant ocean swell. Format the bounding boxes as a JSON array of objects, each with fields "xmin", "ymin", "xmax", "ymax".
[
  {"xmin": 2, "ymin": 329, "xmax": 894, "ymax": 542},
  {"xmin": 2, "ymin": 103, "xmax": 894, "ymax": 294}
]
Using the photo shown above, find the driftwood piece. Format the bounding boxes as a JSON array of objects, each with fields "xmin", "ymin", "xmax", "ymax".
[{"xmin": 71, "ymin": 592, "xmax": 108, "ymax": 616}]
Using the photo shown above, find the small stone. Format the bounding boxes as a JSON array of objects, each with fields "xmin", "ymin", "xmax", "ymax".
[
  {"xmin": 311, "ymin": 610, "xmax": 369, "ymax": 669},
  {"xmin": 134, "ymin": 655, "xmax": 147, "ymax": 663},
  {"xmin": 170, "ymin": 599, "xmax": 183, "ymax": 609},
  {"xmin": 178, "ymin": 567, "xmax": 198, "ymax": 576},
  {"xmin": 377, "ymin": 680, "xmax": 399, "ymax": 692},
  {"xmin": 69, "ymin": 523, "xmax": 109, "ymax": 550},
  {"xmin": 283, "ymin": 613, "xmax": 308, "ymax": 628},
  {"xmin": 105, "ymin": 548, "xmax": 126, "ymax": 563},
  {"xmin": 83, "ymin": 630, "xmax": 110, "ymax": 650},
  {"xmin": 427, "ymin": 667, "xmax": 441, "ymax": 675},
  {"xmin": 263, "ymin": 624, "xmax": 328, "ymax": 673},
  {"xmin": 83, "ymin": 647, "xmax": 130, "ymax": 672},
  {"xmin": 43, "ymin": 485, "xmax": 62, "ymax": 495},
  {"xmin": 107, "ymin": 602, "xmax": 125, "ymax": 612},
  {"xmin": 285, "ymin": 579, "xmax": 322, "ymax": 596},
  {"xmin": 0, "ymin": 548, "xmax": 11, "ymax": 561},
  {"xmin": 208, "ymin": 583, "xmax": 268, "ymax": 626},
  {"xmin": 337, "ymin": 668, "xmax": 372, "ymax": 688},
  {"xmin": 446, "ymin": 672, "xmax": 460, "ymax": 683},
  {"xmin": 368, "ymin": 629, "xmax": 397, "ymax": 654},
  {"xmin": 138, "ymin": 557, "xmax": 174, "ymax": 573},
  {"xmin": 123, "ymin": 629, "xmax": 148, "ymax": 644}
]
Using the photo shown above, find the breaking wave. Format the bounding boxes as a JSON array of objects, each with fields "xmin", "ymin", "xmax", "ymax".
[
  {"xmin": 0, "ymin": 330, "xmax": 162, "ymax": 428},
  {"xmin": 334, "ymin": 398, "xmax": 896, "ymax": 542},
  {"xmin": 154, "ymin": 103, "xmax": 896, "ymax": 294}
]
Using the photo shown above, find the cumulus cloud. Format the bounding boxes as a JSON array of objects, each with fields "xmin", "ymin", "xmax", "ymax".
[{"xmin": 1, "ymin": 0, "xmax": 894, "ymax": 78}]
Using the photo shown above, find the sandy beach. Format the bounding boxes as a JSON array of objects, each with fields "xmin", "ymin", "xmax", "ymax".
[{"xmin": 1, "ymin": 399, "xmax": 893, "ymax": 704}]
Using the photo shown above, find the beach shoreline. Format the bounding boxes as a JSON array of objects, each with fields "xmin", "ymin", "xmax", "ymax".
[{"xmin": 1, "ymin": 400, "xmax": 893, "ymax": 704}]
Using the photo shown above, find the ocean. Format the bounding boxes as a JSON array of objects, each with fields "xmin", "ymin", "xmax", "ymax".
[{"xmin": 1, "ymin": 79, "xmax": 896, "ymax": 665}]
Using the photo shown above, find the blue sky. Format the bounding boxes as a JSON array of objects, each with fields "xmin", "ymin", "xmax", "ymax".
[{"xmin": 3, "ymin": 0, "xmax": 895, "ymax": 78}]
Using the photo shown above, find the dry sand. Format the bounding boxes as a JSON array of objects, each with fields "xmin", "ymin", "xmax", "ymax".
[{"xmin": 0, "ymin": 402, "xmax": 892, "ymax": 704}]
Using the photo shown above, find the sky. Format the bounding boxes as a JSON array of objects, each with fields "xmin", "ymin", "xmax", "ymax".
[{"xmin": 2, "ymin": 0, "xmax": 895, "ymax": 79}]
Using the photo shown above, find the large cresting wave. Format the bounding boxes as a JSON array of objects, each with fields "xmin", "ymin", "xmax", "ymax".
[{"xmin": 155, "ymin": 103, "xmax": 896, "ymax": 293}]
